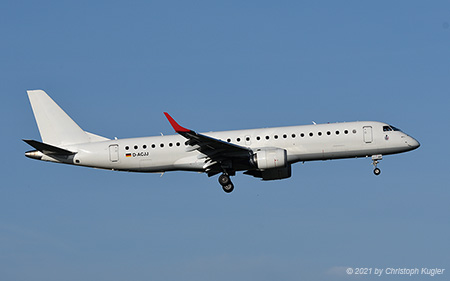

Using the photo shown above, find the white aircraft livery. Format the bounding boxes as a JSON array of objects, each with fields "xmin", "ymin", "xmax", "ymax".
[{"xmin": 24, "ymin": 90, "xmax": 420, "ymax": 193}]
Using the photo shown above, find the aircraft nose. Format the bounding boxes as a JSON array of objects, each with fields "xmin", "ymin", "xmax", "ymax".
[{"xmin": 407, "ymin": 136, "xmax": 420, "ymax": 150}]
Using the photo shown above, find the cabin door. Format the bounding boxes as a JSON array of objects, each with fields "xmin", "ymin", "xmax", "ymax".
[
  {"xmin": 363, "ymin": 126, "xmax": 373, "ymax": 143},
  {"xmin": 109, "ymin": 144, "xmax": 119, "ymax": 162}
]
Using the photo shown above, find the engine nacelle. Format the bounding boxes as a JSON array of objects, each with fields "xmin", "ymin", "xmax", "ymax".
[
  {"xmin": 252, "ymin": 148, "xmax": 287, "ymax": 170},
  {"xmin": 261, "ymin": 165, "xmax": 291, "ymax": 180},
  {"xmin": 244, "ymin": 164, "xmax": 292, "ymax": 180}
]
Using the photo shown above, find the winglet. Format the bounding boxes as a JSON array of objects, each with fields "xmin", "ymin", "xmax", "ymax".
[{"xmin": 164, "ymin": 112, "xmax": 191, "ymax": 133}]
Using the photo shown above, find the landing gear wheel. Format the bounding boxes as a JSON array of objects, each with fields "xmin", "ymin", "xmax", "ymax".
[
  {"xmin": 218, "ymin": 172, "xmax": 235, "ymax": 193},
  {"xmin": 222, "ymin": 183, "xmax": 234, "ymax": 193},
  {"xmin": 373, "ymin": 168, "xmax": 381, "ymax": 176},
  {"xmin": 218, "ymin": 174, "xmax": 231, "ymax": 186},
  {"xmin": 371, "ymin": 155, "xmax": 383, "ymax": 176}
]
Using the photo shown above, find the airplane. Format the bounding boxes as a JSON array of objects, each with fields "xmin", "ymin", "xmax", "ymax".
[{"xmin": 24, "ymin": 90, "xmax": 420, "ymax": 193}]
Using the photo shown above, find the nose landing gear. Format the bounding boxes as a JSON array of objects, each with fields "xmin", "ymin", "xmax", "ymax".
[
  {"xmin": 371, "ymin": 154, "xmax": 382, "ymax": 176},
  {"xmin": 218, "ymin": 173, "xmax": 234, "ymax": 193},
  {"xmin": 373, "ymin": 167, "xmax": 381, "ymax": 176}
]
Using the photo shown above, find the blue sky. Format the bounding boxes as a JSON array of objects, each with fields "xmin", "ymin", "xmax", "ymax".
[{"xmin": 1, "ymin": 1, "xmax": 449, "ymax": 280}]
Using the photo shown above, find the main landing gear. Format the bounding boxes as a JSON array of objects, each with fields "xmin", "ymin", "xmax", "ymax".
[
  {"xmin": 218, "ymin": 173, "xmax": 234, "ymax": 193},
  {"xmin": 371, "ymin": 154, "xmax": 382, "ymax": 176}
]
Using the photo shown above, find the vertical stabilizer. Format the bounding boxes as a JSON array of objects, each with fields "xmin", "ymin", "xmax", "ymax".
[{"xmin": 27, "ymin": 90, "xmax": 91, "ymax": 146}]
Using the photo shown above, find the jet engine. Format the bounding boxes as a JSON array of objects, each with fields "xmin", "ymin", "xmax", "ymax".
[
  {"xmin": 252, "ymin": 148, "xmax": 287, "ymax": 169},
  {"xmin": 246, "ymin": 148, "xmax": 291, "ymax": 180}
]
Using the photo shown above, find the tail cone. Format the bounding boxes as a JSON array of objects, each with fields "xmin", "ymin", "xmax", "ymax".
[{"xmin": 25, "ymin": 150, "xmax": 43, "ymax": 160}]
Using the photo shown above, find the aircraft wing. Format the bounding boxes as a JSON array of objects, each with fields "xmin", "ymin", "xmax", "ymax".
[{"xmin": 164, "ymin": 113, "xmax": 252, "ymax": 175}]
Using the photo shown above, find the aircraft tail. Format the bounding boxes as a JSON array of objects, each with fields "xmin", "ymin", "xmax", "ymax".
[{"xmin": 26, "ymin": 90, "xmax": 109, "ymax": 146}]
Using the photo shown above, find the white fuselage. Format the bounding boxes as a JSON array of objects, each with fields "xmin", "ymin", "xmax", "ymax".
[
  {"xmin": 24, "ymin": 90, "xmax": 421, "ymax": 193},
  {"xmin": 42, "ymin": 121, "xmax": 419, "ymax": 173}
]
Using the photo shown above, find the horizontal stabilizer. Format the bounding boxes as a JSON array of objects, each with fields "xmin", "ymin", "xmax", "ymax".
[{"xmin": 23, "ymin": 139, "xmax": 76, "ymax": 155}]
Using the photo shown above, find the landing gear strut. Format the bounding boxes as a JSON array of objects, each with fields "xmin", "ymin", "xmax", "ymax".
[
  {"xmin": 371, "ymin": 154, "xmax": 382, "ymax": 176},
  {"xmin": 218, "ymin": 173, "xmax": 234, "ymax": 193}
]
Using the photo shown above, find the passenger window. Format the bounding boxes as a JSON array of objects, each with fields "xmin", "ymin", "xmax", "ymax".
[
  {"xmin": 274, "ymin": 135, "xmax": 278, "ymax": 139},
  {"xmin": 292, "ymin": 134, "xmax": 296, "ymax": 138},
  {"xmin": 256, "ymin": 136, "xmax": 261, "ymax": 141},
  {"xmin": 327, "ymin": 131, "xmax": 331, "ymax": 135},
  {"xmin": 318, "ymin": 132, "xmax": 322, "ymax": 136},
  {"xmin": 283, "ymin": 134, "xmax": 287, "ymax": 138}
]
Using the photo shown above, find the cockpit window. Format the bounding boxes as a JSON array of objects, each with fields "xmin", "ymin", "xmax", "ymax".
[
  {"xmin": 390, "ymin": 125, "xmax": 401, "ymax": 131},
  {"xmin": 383, "ymin": 125, "xmax": 401, "ymax": 132}
]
